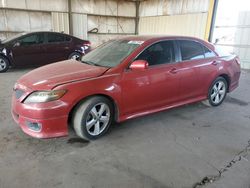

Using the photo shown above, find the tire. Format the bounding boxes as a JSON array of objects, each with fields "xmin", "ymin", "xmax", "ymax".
[
  {"xmin": 202, "ymin": 77, "xmax": 228, "ymax": 107},
  {"xmin": 73, "ymin": 96, "xmax": 114, "ymax": 140},
  {"xmin": 68, "ymin": 52, "xmax": 82, "ymax": 61},
  {"xmin": 0, "ymin": 56, "xmax": 9, "ymax": 73}
]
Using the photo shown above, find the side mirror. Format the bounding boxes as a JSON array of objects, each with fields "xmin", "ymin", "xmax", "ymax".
[
  {"xmin": 129, "ymin": 60, "xmax": 149, "ymax": 71},
  {"xmin": 13, "ymin": 41, "xmax": 21, "ymax": 47}
]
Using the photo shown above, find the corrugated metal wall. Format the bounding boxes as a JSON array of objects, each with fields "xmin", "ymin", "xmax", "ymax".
[
  {"xmin": 0, "ymin": 9, "xmax": 51, "ymax": 38},
  {"xmin": 71, "ymin": 0, "xmax": 136, "ymax": 46},
  {"xmin": 72, "ymin": 13, "xmax": 87, "ymax": 40},
  {"xmin": 139, "ymin": 13, "xmax": 208, "ymax": 39},
  {"xmin": 0, "ymin": 0, "xmax": 136, "ymax": 47},
  {"xmin": 0, "ymin": 0, "xmax": 68, "ymax": 12},
  {"xmin": 51, "ymin": 12, "xmax": 69, "ymax": 34},
  {"xmin": 139, "ymin": 0, "xmax": 210, "ymax": 39},
  {"xmin": 139, "ymin": 0, "xmax": 209, "ymax": 16},
  {"xmin": 0, "ymin": 0, "xmax": 215, "ymax": 49}
]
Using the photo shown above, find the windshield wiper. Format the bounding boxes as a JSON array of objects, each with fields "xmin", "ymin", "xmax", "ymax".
[
  {"xmin": 81, "ymin": 60, "xmax": 107, "ymax": 67},
  {"xmin": 81, "ymin": 60, "xmax": 95, "ymax": 66}
]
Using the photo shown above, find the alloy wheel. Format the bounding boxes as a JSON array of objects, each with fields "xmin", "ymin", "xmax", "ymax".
[
  {"xmin": 85, "ymin": 103, "xmax": 111, "ymax": 136},
  {"xmin": 210, "ymin": 80, "xmax": 226, "ymax": 105},
  {"xmin": 71, "ymin": 54, "xmax": 80, "ymax": 60},
  {"xmin": 0, "ymin": 58, "xmax": 7, "ymax": 71}
]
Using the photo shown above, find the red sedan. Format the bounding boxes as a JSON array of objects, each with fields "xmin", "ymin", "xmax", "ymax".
[{"xmin": 12, "ymin": 36, "xmax": 241, "ymax": 140}]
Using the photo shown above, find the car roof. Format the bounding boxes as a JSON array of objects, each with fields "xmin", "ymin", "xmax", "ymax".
[
  {"xmin": 121, "ymin": 35, "xmax": 204, "ymax": 42},
  {"xmin": 24, "ymin": 31, "xmax": 69, "ymax": 36},
  {"xmin": 18, "ymin": 31, "xmax": 85, "ymax": 41},
  {"xmin": 120, "ymin": 35, "xmax": 214, "ymax": 49}
]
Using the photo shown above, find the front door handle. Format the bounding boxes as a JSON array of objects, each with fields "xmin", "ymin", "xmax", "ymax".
[
  {"xmin": 212, "ymin": 61, "xmax": 220, "ymax": 66},
  {"xmin": 169, "ymin": 68, "xmax": 178, "ymax": 74}
]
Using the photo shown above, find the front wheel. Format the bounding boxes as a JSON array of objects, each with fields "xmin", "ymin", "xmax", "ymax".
[
  {"xmin": 0, "ymin": 56, "xmax": 9, "ymax": 73},
  {"xmin": 203, "ymin": 77, "xmax": 228, "ymax": 107},
  {"xmin": 73, "ymin": 96, "xmax": 114, "ymax": 140}
]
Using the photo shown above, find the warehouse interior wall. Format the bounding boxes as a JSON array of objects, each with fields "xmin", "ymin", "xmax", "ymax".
[
  {"xmin": 0, "ymin": 0, "xmax": 136, "ymax": 47},
  {"xmin": 138, "ymin": 0, "xmax": 211, "ymax": 39},
  {"xmin": 0, "ymin": 0, "xmax": 213, "ymax": 47}
]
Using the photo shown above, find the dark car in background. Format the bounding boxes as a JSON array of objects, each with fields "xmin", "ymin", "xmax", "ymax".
[{"xmin": 0, "ymin": 31, "xmax": 91, "ymax": 72}]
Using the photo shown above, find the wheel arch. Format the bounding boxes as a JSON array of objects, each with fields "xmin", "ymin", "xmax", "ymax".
[
  {"xmin": 0, "ymin": 53, "xmax": 11, "ymax": 66},
  {"xmin": 67, "ymin": 94, "xmax": 119, "ymax": 127},
  {"xmin": 218, "ymin": 74, "xmax": 230, "ymax": 92}
]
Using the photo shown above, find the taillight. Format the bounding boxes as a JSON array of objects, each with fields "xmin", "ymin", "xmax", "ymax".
[{"xmin": 83, "ymin": 41, "xmax": 91, "ymax": 47}]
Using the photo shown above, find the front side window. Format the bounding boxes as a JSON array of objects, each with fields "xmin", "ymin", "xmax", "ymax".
[
  {"xmin": 204, "ymin": 46, "xmax": 216, "ymax": 58},
  {"xmin": 179, "ymin": 40, "xmax": 204, "ymax": 61},
  {"xmin": 136, "ymin": 41, "xmax": 175, "ymax": 66},
  {"xmin": 81, "ymin": 40, "xmax": 141, "ymax": 67},
  {"xmin": 48, "ymin": 33, "xmax": 65, "ymax": 43},
  {"xmin": 19, "ymin": 34, "xmax": 43, "ymax": 46}
]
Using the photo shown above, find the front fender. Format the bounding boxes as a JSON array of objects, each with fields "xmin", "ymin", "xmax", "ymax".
[{"xmin": 54, "ymin": 73, "xmax": 122, "ymax": 120}]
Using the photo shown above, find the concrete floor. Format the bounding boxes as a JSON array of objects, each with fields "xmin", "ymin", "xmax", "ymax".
[{"xmin": 0, "ymin": 68, "xmax": 250, "ymax": 188}]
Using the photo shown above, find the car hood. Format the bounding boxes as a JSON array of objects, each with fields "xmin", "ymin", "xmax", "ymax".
[{"xmin": 18, "ymin": 60, "xmax": 109, "ymax": 90}]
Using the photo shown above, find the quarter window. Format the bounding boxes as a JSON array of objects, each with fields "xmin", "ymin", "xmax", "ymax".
[
  {"xmin": 179, "ymin": 40, "xmax": 204, "ymax": 61},
  {"xmin": 136, "ymin": 41, "xmax": 175, "ymax": 66}
]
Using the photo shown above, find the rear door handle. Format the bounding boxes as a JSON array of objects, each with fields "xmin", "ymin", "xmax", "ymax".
[{"xmin": 169, "ymin": 68, "xmax": 178, "ymax": 74}]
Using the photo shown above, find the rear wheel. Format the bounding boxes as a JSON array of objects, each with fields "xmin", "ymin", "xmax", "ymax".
[
  {"xmin": 203, "ymin": 77, "xmax": 228, "ymax": 106},
  {"xmin": 73, "ymin": 96, "xmax": 114, "ymax": 140},
  {"xmin": 0, "ymin": 56, "xmax": 9, "ymax": 73},
  {"xmin": 68, "ymin": 52, "xmax": 82, "ymax": 61}
]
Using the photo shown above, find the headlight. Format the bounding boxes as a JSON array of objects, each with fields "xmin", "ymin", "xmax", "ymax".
[{"xmin": 24, "ymin": 90, "xmax": 67, "ymax": 103}]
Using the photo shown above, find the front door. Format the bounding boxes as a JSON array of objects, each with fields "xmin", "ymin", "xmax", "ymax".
[
  {"xmin": 121, "ymin": 40, "xmax": 182, "ymax": 115},
  {"xmin": 11, "ymin": 33, "xmax": 45, "ymax": 67}
]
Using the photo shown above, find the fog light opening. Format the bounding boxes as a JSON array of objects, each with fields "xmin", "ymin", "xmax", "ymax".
[{"xmin": 26, "ymin": 121, "xmax": 42, "ymax": 132}]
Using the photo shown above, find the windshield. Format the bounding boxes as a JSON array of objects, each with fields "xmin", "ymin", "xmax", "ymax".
[
  {"xmin": 81, "ymin": 40, "xmax": 142, "ymax": 67},
  {"xmin": 2, "ymin": 33, "xmax": 26, "ymax": 44}
]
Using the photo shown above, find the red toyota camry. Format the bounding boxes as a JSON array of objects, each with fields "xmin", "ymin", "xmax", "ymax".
[{"xmin": 12, "ymin": 36, "xmax": 241, "ymax": 140}]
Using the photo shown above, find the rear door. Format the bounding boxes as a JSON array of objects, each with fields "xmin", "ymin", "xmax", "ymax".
[
  {"xmin": 11, "ymin": 33, "xmax": 45, "ymax": 67},
  {"xmin": 176, "ymin": 40, "xmax": 217, "ymax": 101},
  {"xmin": 42, "ymin": 33, "xmax": 71, "ymax": 64},
  {"xmin": 196, "ymin": 44, "xmax": 219, "ymax": 95},
  {"xmin": 121, "ymin": 40, "xmax": 183, "ymax": 115}
]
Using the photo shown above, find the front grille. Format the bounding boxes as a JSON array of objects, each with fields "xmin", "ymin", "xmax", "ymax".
[{"xmin": 15, "ymin": 89, "xmax": 24, "ymax": 99}]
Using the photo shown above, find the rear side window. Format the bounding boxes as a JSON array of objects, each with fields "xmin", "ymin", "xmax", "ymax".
[
  {"xmin": 179, "ymin": 40, "xmax": 204, "ymax": 61},
  {"xmin": 48, "ymin": 33, "xmax": 65, "ymax": 43},
  {"xmin": 65, "ymin": 36, "xmax": 71, "ymax": 42},
  {"xmin": 136, "ymin": 41, "xmax": 175, "ymax": 66}
]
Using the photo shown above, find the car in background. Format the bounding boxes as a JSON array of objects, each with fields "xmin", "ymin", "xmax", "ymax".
[
  {"xmin": 0, "ymin": 31, "xmax": 91, "ymax": 72},
  {"xmin": 11, "ymin": 36, "xmax": 241, "ymax": 140}
]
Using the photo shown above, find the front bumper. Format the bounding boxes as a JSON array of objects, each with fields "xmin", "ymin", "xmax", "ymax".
[{"xmin": 11, "ymin": 94, "xmax": 69, "ymax": 139}]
